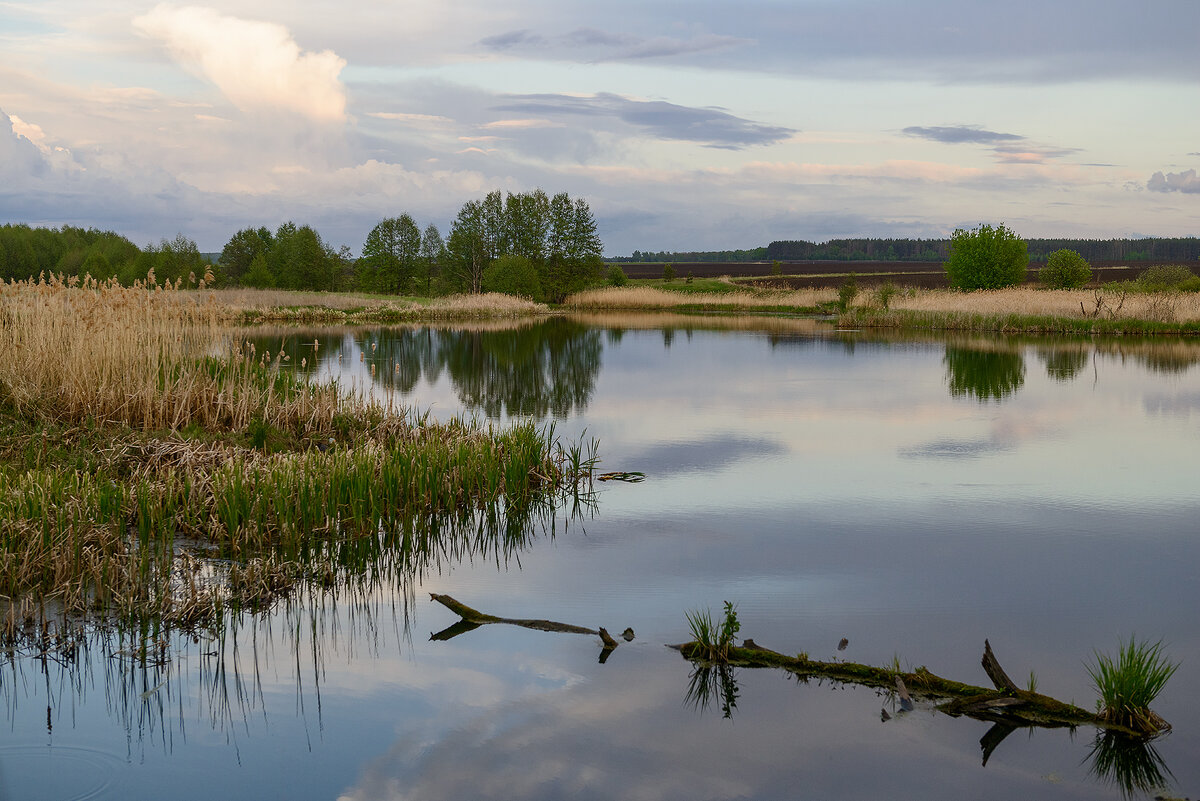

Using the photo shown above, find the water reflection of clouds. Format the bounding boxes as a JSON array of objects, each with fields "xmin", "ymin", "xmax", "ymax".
[
  {"xmin": 1143, "ymin": 391, "xmax": 1200, "ymax": 418},
  {"xmin": 333, "ymin": 654, "xmax": 1103, "ymax": 801},
  {"xmin": 621, "ymin": 434, "xmax": 787, "ymax": 476},
  {"xmin": 898, "ymin": 417, "xmax": 1052, "ymax": 461}
]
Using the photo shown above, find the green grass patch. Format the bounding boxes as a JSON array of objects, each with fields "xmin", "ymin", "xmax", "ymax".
[{"xmin": 1086, "ymin": 637, "xmax": 1178, "ymax": 735}]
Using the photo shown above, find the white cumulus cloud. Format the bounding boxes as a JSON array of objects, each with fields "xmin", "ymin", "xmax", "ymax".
[{"xmin": 133, "ymin": 4, "xmax": 346, "ymax": 122}]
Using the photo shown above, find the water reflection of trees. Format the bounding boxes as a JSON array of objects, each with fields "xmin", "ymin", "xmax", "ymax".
[
  {"xmin": 244, "ymin": 320, "xmax": 602, "ymax": 419},
  {"xmin": 431, "ymin": 320, "xmax": 602, "ymax": 418},
  {"xmin": 944, "ymin": 346, "xmax": 1026, "ymax": 402},
  {"xmin": 1035, "ymin": 344, "xmax": 1089, "ymax": 382}
]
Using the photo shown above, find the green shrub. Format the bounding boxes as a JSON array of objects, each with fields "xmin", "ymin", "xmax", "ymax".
[
  {"xmin": 606, "ymin": 264, "xmax": 628, "ymax": 287},
  {"xmin": 874, "ymin": 281, "xmax": 897, "ymax": 310},
  {"xmin": 662, "ymin": 263, "xmax": 676, "ymax": 282},
  {"xmin": 482, "ymin": 254, "xmax": 543, "ymax": 300},
  {"xmin": 771, "ymin": 260, "xmax": 783, "ymax": 276},
  {"xmin": 837, "ymin": 276, "xmax": 859, "ymax": 312},
  {"xmin": 944, "ymin": 223, "xmax": 1029, "ymax": 290},
  {"xmin": 1178, "ymin": 276, "xmax": 1200, "ymax": 292},
  {"xmin": 1040, "ymin": 248, "xmax": 1092, "ymax": 289},
  {"xmin": 1136, "ymin": 264, "xmax": 1195, "ymax": 291}
]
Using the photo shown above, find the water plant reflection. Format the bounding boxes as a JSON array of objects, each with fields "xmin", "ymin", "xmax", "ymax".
[
  {"xmin": 1, "ymin": 497, "xmax": 588, "ymax": 752},
  {"xmin": 685, "ymin": 663, "xmax": 740, "ymax": 719},
  {"xmin": 1087, "ymin": 730, "xmax": 1175, "ymax": 798}
]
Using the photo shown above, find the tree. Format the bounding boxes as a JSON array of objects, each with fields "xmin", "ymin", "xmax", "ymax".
[
  {"xmin": 360, "ymin": 215, "xmax": 422, "ymax": 294},
  {"xmin": 944, "ymin": 223, "xmax": 1029, "ymax": 290},
  {"xmin": 271, "ymin": 222, "xmax": 336, "ymax": 291},
  {"xmin": 483, "ymin": 254, "xmax": 543, "ymax": 300},
  {"xmin": 220, "ymin": 227, "xmax": 273, "ymax": 285},
  {"xmin": 242, "ymin": 252, "xmax": 275, "ymax": 288},
  {"xmin": 419, "ymin": 224, "xmax": 445, "ymax": 295},
  {"xmin": 1039, "ymin": 249, "xmax": 1092, "ymax": 289},
  {"xmin": 445, "ymin": 200, "xmax": 488, "ymax": 293}
]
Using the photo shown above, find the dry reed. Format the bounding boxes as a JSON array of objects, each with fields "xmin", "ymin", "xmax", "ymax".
[
  {"xmin": 867, "ymin": 287, "xmax": 1200, "ymax": 324},
  {"xmin": 564, "ymin": 285, "xmax": 836, "ymax": 311}
]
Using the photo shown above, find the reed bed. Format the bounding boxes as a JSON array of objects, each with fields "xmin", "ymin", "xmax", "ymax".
[
  {"xmin": 0, "ymin": 275, "xmax": 595, "ymax": 637},
  {"xmin": 842, "ymin": 287, "xmax": 1200, "ymax": 333},
  {"xmin": 564, "ymin": 285, "xmax": 836, "ymax": 311},
  {"xmin": 207, "ymin": 288, "xmax": 548, "ymax": 323}
]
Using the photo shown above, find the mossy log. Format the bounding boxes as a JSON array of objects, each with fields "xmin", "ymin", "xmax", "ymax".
[{"xmin": 672, "ymin": 639, "xmax": 1161, "ymax": 738}]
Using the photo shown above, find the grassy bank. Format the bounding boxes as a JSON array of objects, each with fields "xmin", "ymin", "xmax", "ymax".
[
  {"xmin": 0, "ymin": 275, "xmax": 594, "ymax": 636},
  {"xmin": 840, "ymin": 287, "xmax": 1200, "ymax": 334}
]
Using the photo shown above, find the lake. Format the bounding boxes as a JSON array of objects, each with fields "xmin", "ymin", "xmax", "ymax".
[{"xmin": 3, "ymin": 313, "xmax": 1198, "ymax": 800}]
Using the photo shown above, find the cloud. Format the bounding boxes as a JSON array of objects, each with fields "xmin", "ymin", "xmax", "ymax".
[
  {"xmin": 478, "ymin": 29, "xmax": 546, "ymax": 51},
  {"xmin": 133, "ymin": 4, "xmax": 346, "ymax": 122},
  {"xmin": 1147, "ymin": 169, "xmax": 1200, "ymax": 193},
  {"xmin": 902, "ymin": 125, "xmax": 1023, "ymax": 145},
  {"xmin": 903, "ymin": 125, "xmax": 1081, "ymax": 165},
  {"xmin": 492, "ymin": 92, "xmax": 793, "ymax": 149},
  {"xmin": 617, "ymin": 34, "xmax": 750, "ymax": 60},
  {"xmin": 479, "ymin": 27, "xmax": 749, "ymax": 61},
  {"xmin": 368, "ymin": 112, "xmax": 454, "ymax": 125},
  {"xmin": 991, "ymin": 144, "xmax": 1081, "ymax": 164}
]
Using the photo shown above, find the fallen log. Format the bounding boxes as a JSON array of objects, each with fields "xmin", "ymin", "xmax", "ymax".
[
  {"xmin": 669, "ymin": 639, "xmax": 1162, "ymax": 739},
  {"xmin": 429, "ymin": 593, "xmax": 621, "ymax": 651}
]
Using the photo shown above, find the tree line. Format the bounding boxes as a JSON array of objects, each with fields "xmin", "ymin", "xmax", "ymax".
[
  {"xmin": 0, "ymin": 189, "xmax": 604, "ymax": 299},
  {"xmin": 616, "ymin": 237, "xmax": 1200, "ymax": 263}
]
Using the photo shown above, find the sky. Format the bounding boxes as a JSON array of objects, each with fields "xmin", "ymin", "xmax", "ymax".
[{"xmin": 1, "ymin": 0, "xmax": 1198, "ymax": 256}]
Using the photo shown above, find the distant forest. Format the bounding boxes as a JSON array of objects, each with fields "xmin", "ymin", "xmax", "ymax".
[{"xmin": 616, "ymin": 237, "xmax": 1200, "ymax": 263}]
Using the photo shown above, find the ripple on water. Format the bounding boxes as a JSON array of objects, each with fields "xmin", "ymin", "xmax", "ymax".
[{"xmin": 0, "ymin": 744, "xmax": 124, "ymax": 801}]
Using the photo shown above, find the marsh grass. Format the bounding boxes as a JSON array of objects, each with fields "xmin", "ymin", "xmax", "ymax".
[
  {"xmin": 1086, "ymin": 637, "xmax": 1178, "ymax": 735},
  {"xmin": 209, "ymin": 288, "xmax": 548, "ymax": 323},
  {"xmin": 841, "ymin": 286, "xmax": 1200, "ymax": 333},
  {"xmin": 685, "ymin": 601, "xmax": 740, "ymax": 662},
  {"xmin": 0, "ymin": 275, "xmax": 596, "ymax": 637}
]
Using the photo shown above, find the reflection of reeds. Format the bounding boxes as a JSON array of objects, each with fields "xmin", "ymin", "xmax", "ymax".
[
  {"xmin": 566, "ymin": 311, "xmax": 829, "ymax": 334},
  {"xmin": 685, "ymin": 664, "xmax": 740, "ymax": 719},
  {"xmin": 1087, "ymin": 731, "xmax": 1175, "ymax": 799}
]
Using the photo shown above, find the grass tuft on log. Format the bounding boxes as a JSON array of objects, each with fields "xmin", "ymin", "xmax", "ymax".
[{"xmin": 1086, "ymin": 636, "xmax": 1178, "ymax": 736}]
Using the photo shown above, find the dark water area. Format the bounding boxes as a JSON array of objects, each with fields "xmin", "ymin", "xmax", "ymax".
[{"xmin": 3, "ymin": 314, "xmax": 1199, "ymax": 800}]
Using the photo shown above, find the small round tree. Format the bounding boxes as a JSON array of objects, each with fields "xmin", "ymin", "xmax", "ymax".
[
  {"xmin": 606, "ymin": 264, "xmax": 628, "ymax": 286},
  {"xmin": 1039, "ymin": 248, "xmax": 1092, "ymax": 289},
  {"xmin": 482, "ymin": 254, "xmax": 543, "ymax": 300},
  {"xmin": 944, "ymin": 223, "xmax": 1029, "ymax": 290}
]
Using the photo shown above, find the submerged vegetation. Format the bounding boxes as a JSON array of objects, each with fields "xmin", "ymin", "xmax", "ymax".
[{"xmin": 0, "ymin": 273, "xmax": 596, "ymax": 637}]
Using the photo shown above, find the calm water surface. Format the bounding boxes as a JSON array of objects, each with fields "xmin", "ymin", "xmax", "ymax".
[{"xmin": 3, "ymin": 314, "xmax": 1198, "ymax": 800}]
